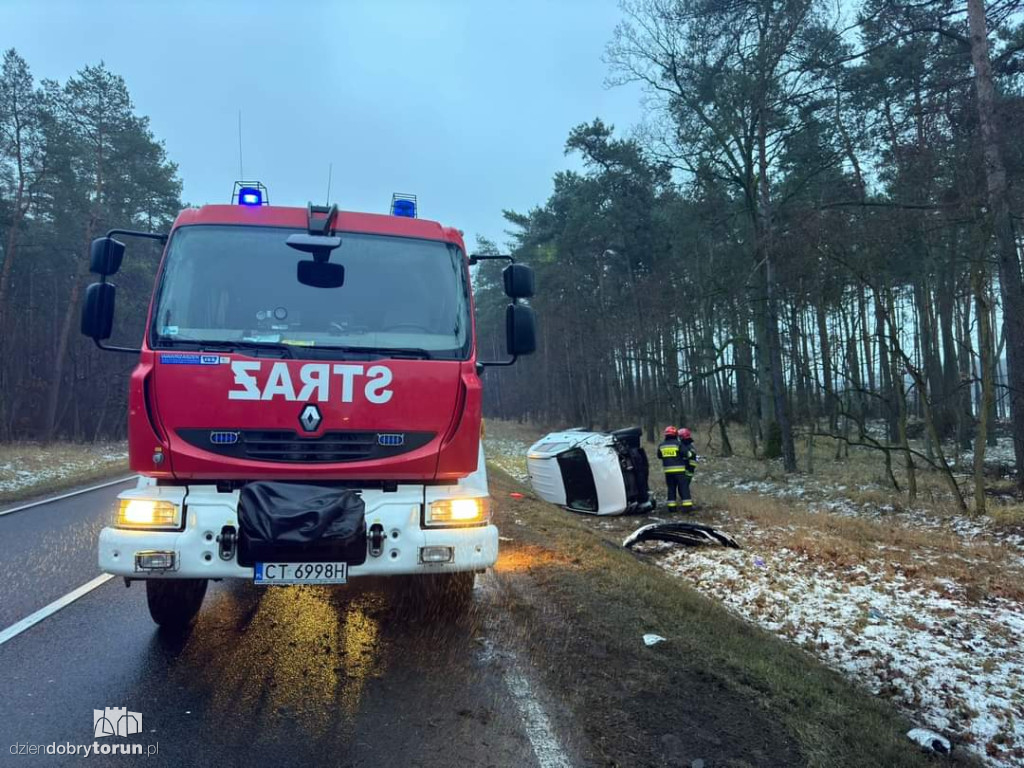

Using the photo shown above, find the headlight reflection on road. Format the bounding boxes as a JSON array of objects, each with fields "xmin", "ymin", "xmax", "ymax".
[
  {"xmin": 493, "ymin": 543, "xmax": 569, "ymax": 573},
  {"xmin": 173, "ymin": 585, "xmax": 387, "ymax": 740}
]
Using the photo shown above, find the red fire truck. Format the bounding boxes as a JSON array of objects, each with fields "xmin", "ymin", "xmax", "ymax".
[{"xmin": 81, "ymin": 186, "xmax": 536, "ymax": 628}]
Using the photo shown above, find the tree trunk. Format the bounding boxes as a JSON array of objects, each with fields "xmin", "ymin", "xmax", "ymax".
[
  {"xmin": 968, "ymin": 0, "xmax": 1024, "ymax": 488},
  {"xmin": 973, "ymin": 259, "xmax": 995, "ymax": 514},
  {"xmin": 816, "ymin": 301, "xmax": 836, "ymax": 430},
  {"xmin": 875, "ymin": 291, "xmax": 897, "ymax": 443},
  {"xmin": 758, "ymin": 115, "xmax": 796, "ymax": 472}
]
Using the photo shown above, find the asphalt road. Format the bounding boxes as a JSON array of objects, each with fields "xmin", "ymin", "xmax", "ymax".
[{"xmin": 0, "ymin": 483, "xmax": 572, "ymax": 767}]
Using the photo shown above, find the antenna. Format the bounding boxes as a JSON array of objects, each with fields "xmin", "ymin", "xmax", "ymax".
[
  {"xmin": 326, "ymin": 163, "xmax": 333, "ymax": 205},
  {"xmin": 237, "ymin": 110, "xmax": 244, "ymax": 179}
]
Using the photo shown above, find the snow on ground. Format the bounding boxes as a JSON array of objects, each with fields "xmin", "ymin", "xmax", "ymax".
[
  {"xmin": 647, "ymin": 538, "xmax": 1024, "ymax": 764},
  {"xmin": 955, "ymin": 436, "xmax": 1018, "ymax": 473},
  {"xmin": 485, "ymin": 438, "xmax": 531, "ymax": 483},
  {"xmin": 484, "ymin": 430, "xmax": 1024, "ymax": 765},
  {"xmin": 0, "ymin": 442, "xmax": 128, "ymax": 498}
]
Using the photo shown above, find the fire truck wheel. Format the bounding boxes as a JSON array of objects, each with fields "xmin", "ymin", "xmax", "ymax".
[{"xmin": 146, "ymin": 578, "xmax": 208, "ymax": 629}]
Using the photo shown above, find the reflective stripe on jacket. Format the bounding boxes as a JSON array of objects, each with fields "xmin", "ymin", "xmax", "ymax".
[{"xmin": 657, "ymin": 439, "xmax": 687, "ymax": 472}]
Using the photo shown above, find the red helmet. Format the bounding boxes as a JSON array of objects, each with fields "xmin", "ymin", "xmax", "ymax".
[
  {"xmin": 679, "ymin": 428, "xmax": 692, "ymax": 440},
  {"xmin": 663, "ymin": 426, "xmax": 678, "ymax": 438}
]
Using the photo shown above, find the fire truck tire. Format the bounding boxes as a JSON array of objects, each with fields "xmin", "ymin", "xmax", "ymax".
[{"xmin": 146, "ymin": 578, "xmax": 208, "ymax": 629}]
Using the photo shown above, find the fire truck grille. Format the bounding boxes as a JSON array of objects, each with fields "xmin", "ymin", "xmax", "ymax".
[{"xmin": 176, "ymin": 429, "xmax": 435, "ymax": 463}]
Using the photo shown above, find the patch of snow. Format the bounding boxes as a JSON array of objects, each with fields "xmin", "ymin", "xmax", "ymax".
[
  {"xmin": 485, "ymin": 438, "xmax": 531, "ymax": 483},
  {"xmin": 654, "ymin": 543, "xmax": 1024, "ymax": 765}
]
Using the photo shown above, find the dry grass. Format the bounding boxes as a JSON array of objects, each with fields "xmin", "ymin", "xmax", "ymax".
[
  {"xmin": 0, "ymin": 441, "xmax": 129, "ymax": 505},
  {"xmin": 486, "ymin": 418, "xmax": 1024, "ymax": 598},
  {"xmin": 696, "ymin": 484, "xmax": 1024, "ymax": 602},
  {"xmin": 988, "ymin": 503, "xmax": 1024, "ymax": 527},
  {"xmin": 698, "ymin": 419, "xmax": 972, "ymax": 491},
  {"xmin": 486, "ymin": 468, "xmax": 971, "ymax": 768}
]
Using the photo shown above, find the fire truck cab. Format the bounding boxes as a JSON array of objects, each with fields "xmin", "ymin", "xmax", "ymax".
[{"xmin": 81, "ymin": 187, "xmax": 536, "ymax": 628}]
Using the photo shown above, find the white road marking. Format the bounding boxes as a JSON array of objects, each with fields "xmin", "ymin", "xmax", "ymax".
[
  {"xmin": 0, "ymin": 476, "xmax": 137, "ymax": 518},
  {"xmin": 0, "ymin": 574, "xmax": 115, "ymax": 646},
  {"xmin": 502, "ymin": 665, "xmax": 574, "ymax": 768},
  {"xmin": 476, "ymin": 613, "xmax": 573, "ymax": 768}
]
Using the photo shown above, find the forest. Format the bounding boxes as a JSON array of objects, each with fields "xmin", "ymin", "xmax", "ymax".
[
  {"xmin": 475, "ymin": 0, "xmax": 1024, "ymax": 513},
  {"xmin": 4, "ymin": 0, "xmax": 1024, "ymax": 515},
  {"xmin": 0, "ymin": 49, "xmax": 181, "ymax": 444}
]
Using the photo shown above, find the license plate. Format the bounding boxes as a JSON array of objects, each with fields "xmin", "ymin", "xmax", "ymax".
[{"xmin": 254, "ymin": 562, "xmax": 348, "ymax": 585}]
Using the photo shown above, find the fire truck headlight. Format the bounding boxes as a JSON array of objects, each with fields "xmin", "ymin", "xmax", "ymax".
[
  {"xmin": 426, "ymin": 498, "xmax": 490, "ymax": 527},
  {"xmin": 115, "ymin": 499, "xmax": 182, "ymax": 530}
]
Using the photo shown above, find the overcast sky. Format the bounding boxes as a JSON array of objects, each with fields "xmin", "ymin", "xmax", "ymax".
[{"xmin": 2, "ymin": 0, "xmax": 644, "ymax": 249}]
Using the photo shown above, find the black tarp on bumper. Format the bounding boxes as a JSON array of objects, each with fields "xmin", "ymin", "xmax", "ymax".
[{"xmin": 237, "ymin": 482, "xmax": 367, "ymax": 566}]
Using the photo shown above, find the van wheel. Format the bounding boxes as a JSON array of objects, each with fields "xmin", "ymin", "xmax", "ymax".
[{"xmin": 146, "ymin": 579, "xmax": 208, "ymax": 629}]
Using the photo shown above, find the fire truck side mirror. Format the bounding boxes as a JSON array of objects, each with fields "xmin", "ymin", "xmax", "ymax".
[
  {"xmin": 90, "ymin": 237, "xmax": 126, "ymax": 276},
  {"xmin": 502, "ymin": 263, "xmax": 534, "ymax": 299},
  {"xmin": 506, "ymin": 304, "xmax": 536, "ymax": 356},
  {"xmin": 81, "ymin": 282, "xmax": 116, "ymax": 340}
]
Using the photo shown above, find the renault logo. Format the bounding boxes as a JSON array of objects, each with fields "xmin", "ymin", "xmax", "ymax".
[{"xmin": 299, "ymin": 404, "xmax": 322, "ymax": 432}]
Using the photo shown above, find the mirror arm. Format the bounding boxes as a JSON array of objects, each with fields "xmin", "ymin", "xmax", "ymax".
[
  {"xmin": 478, "ymin": 355, "xmax": 518, "ymax": 370},
  {"xmin": 468, "ymin": 253, "xmax": 514, "ymax": 266},
  {"xmin": 105, "ymin": 228, "xmax": 168, "ymax": 244},
  {"xmin": 93, "ymin": 338, "xmax": 141, "ymax": 355}
]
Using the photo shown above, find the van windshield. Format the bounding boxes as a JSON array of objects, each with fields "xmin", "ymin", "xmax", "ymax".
[{"xmin": 150, "ymin": 226, "xmax": 471, "ymax": 359}]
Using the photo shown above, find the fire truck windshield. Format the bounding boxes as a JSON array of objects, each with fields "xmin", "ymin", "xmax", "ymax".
[{"xmin": 150, "ymin": 225, "xmax": 472, "ymax": 359}]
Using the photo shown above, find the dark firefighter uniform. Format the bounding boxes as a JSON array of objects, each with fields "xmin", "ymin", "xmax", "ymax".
[
  {"xmin": 657, "ymin": 430, "xmax": 688, "ymax": 510},
  {"xmin": 676, "ymin": 433, "xmax": 697, "ymax": 510}
]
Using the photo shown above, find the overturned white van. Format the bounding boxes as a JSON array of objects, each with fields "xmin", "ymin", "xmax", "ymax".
[{"xmin": 526, "ymin": 427, "xmax": 655, "ymax": 515}]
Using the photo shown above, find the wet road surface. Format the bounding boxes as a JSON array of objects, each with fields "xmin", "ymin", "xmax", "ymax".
[{"xmin": 0, "ymin": 484, "xmax": 572, "ymax": 767}]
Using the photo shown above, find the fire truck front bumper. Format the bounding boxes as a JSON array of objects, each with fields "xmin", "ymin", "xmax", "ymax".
[{"xmin": 98, "ymin": 480, "xmax": 498, "ymax": 581}]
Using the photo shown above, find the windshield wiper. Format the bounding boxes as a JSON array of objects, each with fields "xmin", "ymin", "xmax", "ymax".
[
  {"xmin": 314, "ymin": 345, "xmax": 434, "ymax": 360},
  {"xmin": 155, "ymin": 337, "xmax": 294, "ymax": 358}
]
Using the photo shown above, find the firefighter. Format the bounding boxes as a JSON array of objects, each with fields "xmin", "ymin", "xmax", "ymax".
[
  {"xmin": 656, "ymin": 426, "xmax": 687, "ymax": 511},
  {"xmin": 677, "ymin": 427, "xmax": 697, "ymax": 511}
]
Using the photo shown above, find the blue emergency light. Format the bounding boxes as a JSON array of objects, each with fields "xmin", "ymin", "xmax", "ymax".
[
  {"xmin": 232, "ymin": 181, "xmax": 269, "ymax": 206},
  {"xmin": 391, "ymin": 193, "xmax": 417, "ymax": 218},
  {"xmin": 238, "ymin": 187, "xmax": 262, "ymax": 206}
]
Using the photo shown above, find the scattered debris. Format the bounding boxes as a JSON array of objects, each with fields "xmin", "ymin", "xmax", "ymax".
[
  {"xmin": 509, "ymin": 492, "xmax": 524, "ymax": 499},
  {"xmin": 642, "ymin": 634, "xmax": 666, "ymax": 646},
  {"xmin": 624, "ymin": 522, "xmax": 739, "ymax": 550},
  {"xmin": 907, "ymin": 728, "xmax": 951, "ymax": 755}
]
